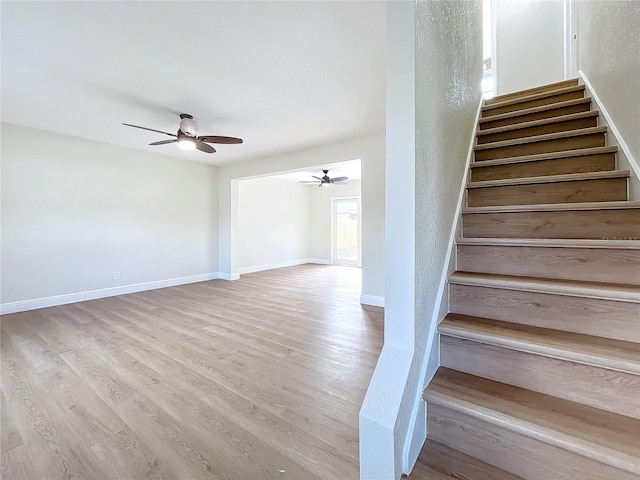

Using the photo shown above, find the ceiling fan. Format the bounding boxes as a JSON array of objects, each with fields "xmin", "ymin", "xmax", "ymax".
[
  {"xmin": 300, "ymin": 169, "xmax": 349, "ymax": 187},
  {"xmin": 122, "ymin": 113, "xmax": 243, "ymax": 154}
]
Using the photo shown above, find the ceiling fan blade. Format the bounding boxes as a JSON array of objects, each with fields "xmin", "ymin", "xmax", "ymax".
[
  {"xmin": 330, "ymin": 176, "xmax": 349, "ymax": 183},
  {"xmin": 311, "ymin": 176, "xmax": 323, "ymax": 181},
  {"xmin": 122, "ymin": 123, "xmax": 176, "ymax": 137},
  {"xmin": 333, "ymin": 181, "xmax": 350, "ymax": 186},
  {"xmin": 194, "ymin": 140, "xmax": 216, "ymax": 153},
  {"xmin": 149, "ymin": 139, "xmax": 177, "ymax": 146},
  {"xmin": 198, "ymin": 135, "xmax": 243, "ymax": 144},
  {"xmin": 299, "ymin": 181, "xmax": 320, "ymax": 184}
]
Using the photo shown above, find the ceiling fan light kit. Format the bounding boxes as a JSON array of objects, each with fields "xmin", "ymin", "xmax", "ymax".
[
  {"xmin": 123, "ymin": 113, "xmax": 243, "ymax": 154},
  {"xmin": 177, "ymin": 137, "xmax": 196, "ymax": 151}
]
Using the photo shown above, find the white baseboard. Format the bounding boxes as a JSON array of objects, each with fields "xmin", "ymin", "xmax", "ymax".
[
  {"xmin": 0, "ymin": 272, "xmax": 220, "ymax": 315},
  {"xmin": 239, "ymin": 258, "xmax": 310, "ymax": 275},
  {"xmin": 237, "ymin": 258, "xmax": 332, "ymax": 276},
  {"xmin": 218, "ymin": 272, "xmax": 240, "ymax": 281},
  {"xmin": 306, "ymin": 258, "xmax": 332, "ymax": 265},
  {"xmin": 360, "ymin": 294, "xmax": 385, "ymax": 308}
]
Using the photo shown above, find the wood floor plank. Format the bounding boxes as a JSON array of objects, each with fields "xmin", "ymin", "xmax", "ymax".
[
  {"xmin": 1, "ymin": 346, "xmax": 106, "ymax": 479},
  {"xmin": 1, "ymin": 265, "xmax": 382, "ymax": 479},
  {"xmin": 407, "ymin": 439, "xmax": 524, "ymax": 480}
]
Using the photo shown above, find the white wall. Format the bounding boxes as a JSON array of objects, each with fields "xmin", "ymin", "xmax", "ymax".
[
  {"xmin": 308, "ymin": 180, "xmax": 361, "ymax": 262},
  {"xmin": 578, "ymin": 0, "xmax": 640, "ymax": 165},
  {"xmin": 1, "ymin": 123, "xmax": 219, "ymax": 311},
  {"xmin": 238, "ymin": 177, "xmax": 309, "ymax": 272},
  {"xmin": 495, "ymin": 0, "xmax": 565, "ymax": 95},
  {"xmin": 360, "ymin": 1, "xmax": 482, "ymax": 478},
  {"xmin": 218, "ymin": 133, "xmax": 385, "ymax": 299}
]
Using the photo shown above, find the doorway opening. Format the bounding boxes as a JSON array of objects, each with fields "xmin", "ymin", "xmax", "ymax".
[
  {"xmin": 332, "ymin": 197, "xmax": 361, "ymax": 267},
  {"xmin": 482, "ymin": 0, "xmax": 496, "ymax": 98}
]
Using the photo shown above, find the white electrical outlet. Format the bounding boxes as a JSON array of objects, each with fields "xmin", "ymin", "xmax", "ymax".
[{"xmin": 114, "ymin": 271, "xmax": 121, "ymax": 280}]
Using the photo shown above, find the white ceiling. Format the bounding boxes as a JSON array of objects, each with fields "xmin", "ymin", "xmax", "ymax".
[{"xmin": 1, "ymin": 1, "xmax": 386, "ymax": 166}]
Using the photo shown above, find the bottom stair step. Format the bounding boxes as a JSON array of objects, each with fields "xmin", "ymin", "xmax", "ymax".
[
  {"xmin": 407, "ymin": 439, "xmax": 523, "ymax": 480},
  {"xmin": 424, "ymin": 368, "xmax": 640, "ymax": 480},
  {"xmin": 438, "ymin": 314, "xmax": 640, "ymax": 418}
]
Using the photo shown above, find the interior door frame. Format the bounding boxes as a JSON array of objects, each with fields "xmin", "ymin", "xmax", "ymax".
[
  {"xmin": 331, "ymin": 196, "xmax": 362, "ymax": 267},
  {"xmin": 490, "ymin": 0, "xmax": 498, "ymax": 97},
  {"xmin": 563, "ymin": 0, "xmax": 578, "ymax": 79}
]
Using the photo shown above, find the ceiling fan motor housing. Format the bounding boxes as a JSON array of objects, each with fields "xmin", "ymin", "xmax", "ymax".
[{"xmin": 179, "ymin": 114, "xmax": 198, "ymax": 137}]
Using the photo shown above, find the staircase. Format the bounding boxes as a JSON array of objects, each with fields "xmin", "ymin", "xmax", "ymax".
[{"xmin": 412, "ymin": 79, "xmax": 640, "ymax": 479}]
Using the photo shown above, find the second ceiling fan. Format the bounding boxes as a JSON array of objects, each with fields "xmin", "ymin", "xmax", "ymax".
[{"xmin": 299, "ymin": 170, "xmax": 349, "ymax": 187}]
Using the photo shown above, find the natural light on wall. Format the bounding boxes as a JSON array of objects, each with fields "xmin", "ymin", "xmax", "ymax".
[{"xmin": 482, "ymin": 0, "xmax": 495, "ymax": 98}]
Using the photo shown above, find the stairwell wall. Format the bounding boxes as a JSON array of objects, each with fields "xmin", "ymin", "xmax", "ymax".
[
  {"xmin": 359, "ymin": 1, "xmax": 482, "ymax": 478},
  {"xmin": 577, "ymin": 0, "xmax": 640, "ymax": 194}
]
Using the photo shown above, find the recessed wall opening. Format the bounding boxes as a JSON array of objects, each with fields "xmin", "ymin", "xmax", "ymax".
[{"xmin": 236, "ymin": 159, "xmax": 362, "ymax": 275}]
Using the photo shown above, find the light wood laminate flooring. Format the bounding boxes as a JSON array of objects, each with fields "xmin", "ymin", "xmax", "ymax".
[{"xmin": 1, "ymin": 265, "xmax": 383, "ymax": 479}]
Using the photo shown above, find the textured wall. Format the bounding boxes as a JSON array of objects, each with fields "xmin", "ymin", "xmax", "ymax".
[
  {"xmin": 360, "ymin": 1, "xmax": 482, "ymax": 478},
  {"xmin": 495, "ymin": 0, "xmax": 564, "ymax": 95},
  {"xmin": 414, "ymin": 0, "xmax": 482, "ymax": 362},
  {"xmin": 578, "ymin": 0, "xmax": 640, "ymax": 163},
  {"xmin": 411, "ymin": 0, "xmax": 483, "ymax": 463},
  {"xmin": 1, "ymin": 123, "xmax": 219, "ymax": 304}
]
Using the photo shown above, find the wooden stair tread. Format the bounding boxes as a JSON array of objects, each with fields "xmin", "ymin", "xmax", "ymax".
[
  {"xmin": 474, "ymin": 126, "xmax": 607, "ymax": 151},
  {"xmin": 479, "ymin": 97, "xmax": 592, "ymax": 125},
  {"xmin": 482, "ymin": 85, "xmax": 586, "ymax": 112},
  {"xmin": 476, "ymin": 110, "xmax": 600, "ymax": 137},
  {"xmin": 439, "ymin": 314, "xmax": 640, "ymax": 374},
  {"xmin": 467, "ymin": 169, "xmax": 629, "ymax": 189},
  {"xmin": 462, "ymin": 200, "xmax": 640, "ymax": 213},
  {"xmin": 455, "ymin": 237, "xmax": 640, "ymax": 249},
  {"xmin": 409, "ymin": 439, "xmax": 524, "ymax": 480},
  {"xmin": 470, "ymin": 146, "xmax": 618, "ymax": 168},
  {"xmin": 448, "ymin": 271, "xmax": 640, "ymax": 302},
  {"xmin": 484, "ymin": 79, "xmax": 579, "ymax": 106},
  {"xmin": 424, "ymin": 368, "xmax": 640, "ymax": 475}
]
